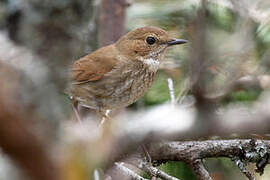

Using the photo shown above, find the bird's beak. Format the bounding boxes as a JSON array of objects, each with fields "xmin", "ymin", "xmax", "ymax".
[{"xmin": 167, "ymin": 38, "xmax": 188, "ymax": 46}]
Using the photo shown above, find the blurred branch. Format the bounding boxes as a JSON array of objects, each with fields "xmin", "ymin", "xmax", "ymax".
[
  {"xmin": 119, "ymin": 97, "xmax": 270, "ymax": 140},
  {"xmin": 0, "ymin": 32, "xmax": 63, "ymax": 138},
  {"xmin": 234, "ymin": 75, "xmax": 270, "ymax": 91},
  {"xmin": 209, "ymin": 0, "xmax": 269, "ymax": 23},
  {"xmin": 0, "ymin": 66, "xmax": 60, "ymax": 180},
  {"xmin": 100, "ymin": 93, "xmax": 270, "ymax": 171},
  {"xmin": 230, "ymin": 0, "xmax": 249, "ymax": 17},
  {"xmin": 188, "ymin": 0, "xmax": 218, "ymax": 135},
  {"xmin": 190, "ymin": 0, "xmax": 207, "ymax": 96},
  {"xmin": 2, "ymin": 0, "xmax": 99, "ymax": 88},
  {"xmin": 98, "ymin": 0, "xmax": 127, "ymax": 46}
]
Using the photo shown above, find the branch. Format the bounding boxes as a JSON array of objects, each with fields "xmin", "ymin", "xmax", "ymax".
[
  {"xmin": 115, "ymin": 162, "xmax": 148, "ymax": 180},
  {"xmin": 147, "ymin": 139, "xmax": 270, "ymax": 179},
  {"xmin": 149, "ymin": 139, "xmax": 270, "ymax": 161},
  {"xmin": 233, "ymin": 157, "xmax": 255, "ymax": 180},
  {"xmin": 135, "ymin": 159, "xmax": 181, "ymax": 180},
  {"xmin": 189, "ymin": 160, "xmax": 212, "ymax": 180},
  {"xmin": 99, "ymin": 0, "xmax": 127, "ymax": 46},
  {"xmin": 103, "ymin": 98, "xmax": 270, "ymax": 170}
]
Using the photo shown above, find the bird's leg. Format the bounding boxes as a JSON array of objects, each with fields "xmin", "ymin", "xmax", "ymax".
[
  {"xmin": 141, "ymin": 145, "xmax": 157, "ymax": 179},
  {"xmin": 71, "ymin": 100, "xmax": 82, "ymax": 124},
  {"xmin": 141, "ymin": 144, "xmax": 152, "ymax": 163},
  {"xmin": 98, "ymin": 109, "xmax": 111, "ymax": 127}
]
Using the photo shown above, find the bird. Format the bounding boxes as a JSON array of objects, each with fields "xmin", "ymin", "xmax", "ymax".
[{"xmin": 69, "ymin": 26, "xmax": 187, "ymax": 122}]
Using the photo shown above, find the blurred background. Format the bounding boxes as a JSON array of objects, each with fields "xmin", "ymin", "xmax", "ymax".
[{"xmin": 0, "ymin": 0, "xmax": 270, "ymax": 179}]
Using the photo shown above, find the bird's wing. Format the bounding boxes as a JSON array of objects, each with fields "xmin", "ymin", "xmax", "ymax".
[{"xmin": 70, "ymin": 45, "xmax": 119, "ymax": 84}]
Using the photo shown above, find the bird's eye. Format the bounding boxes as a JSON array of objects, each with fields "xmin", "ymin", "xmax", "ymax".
[{"xmin": 146, "ymin": 36, "xmax": 156, "ymax": 45}]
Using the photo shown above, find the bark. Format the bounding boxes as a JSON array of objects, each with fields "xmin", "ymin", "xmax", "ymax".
[{"xmin": 98, "ymin": 0, "xmax": 127, "ymax": 46}]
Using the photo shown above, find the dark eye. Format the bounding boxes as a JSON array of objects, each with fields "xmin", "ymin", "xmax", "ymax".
[{"xmin": 146, "ymin": 36, "xmax": 156, "ymax": 45}]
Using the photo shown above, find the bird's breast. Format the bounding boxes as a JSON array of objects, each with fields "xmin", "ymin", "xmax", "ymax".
[{"xmin": 102, "ymin": 60, "xmax": 158, "ymax": 108}]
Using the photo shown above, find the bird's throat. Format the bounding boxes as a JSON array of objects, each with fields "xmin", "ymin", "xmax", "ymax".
[{"xmin": 142, "ymin": 57, "xmax": 160, "ymax": 72}]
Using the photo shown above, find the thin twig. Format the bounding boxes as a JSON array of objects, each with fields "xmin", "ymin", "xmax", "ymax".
[
  {"xmin": 94, "ymin": 169, "xmax": 100, "ymax": 180},
  {"xmin": 137, "ymin": 159, "xmax": 181, "ymax": 180},
  {"xmin": 167, "ymin": 78, "xmax": 176, "ymax": 105},
  {"xmin": 115, "ymin": 162, "xmax": 148, "ymax": 180}
]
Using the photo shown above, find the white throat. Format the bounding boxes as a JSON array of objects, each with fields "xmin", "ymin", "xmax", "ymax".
[{"xmin": 142, "ymin": 57, "xmax": 160, "ymax": 72}]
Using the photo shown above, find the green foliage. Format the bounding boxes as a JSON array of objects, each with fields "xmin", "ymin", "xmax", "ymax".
[
  {"xmin": 257, "ymin": 24, "xmax": 270, "ymax": 44},
  {"xmin": 143, "ymin": 72, "xmax": 181, "ymax": 106},
  {"xmin": 142, "ymin": 161, "xmax": 197, "ymax": 179},
  {"xmin": 205, "ymin": 158, "xmax": 246, "ymax": 180},
  {"xmin": 143, "ymin": 73, "xmax": 171, "ymax": 105},
  {"xmin": 160, "ymin": 161, "xmax": 196, "ymax": 179},
  {"xmin": 256, "ymin": 24, "xmax": 270, "ymax": 58},
  {"xmin": 207, "ymin": 3, "xmax": 235, "ymax": 32},
  {"xmin": 224, "ymin": 90, "xmax": 261, "ymax": 104}
]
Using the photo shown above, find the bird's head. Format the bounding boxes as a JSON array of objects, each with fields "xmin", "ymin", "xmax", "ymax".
[{"xmin": 115, "ymin": 26, "xmax": 187, "ymax": 61}]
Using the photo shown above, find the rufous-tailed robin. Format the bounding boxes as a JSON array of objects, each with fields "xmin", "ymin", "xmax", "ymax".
[{"xmin": 69, "ymin": 26, "xmax": 187, "ymax": 122}]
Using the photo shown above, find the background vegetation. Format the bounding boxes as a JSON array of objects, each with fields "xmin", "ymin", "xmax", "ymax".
[{"xmin": 0, "ymin": 0, "xmax": 270, "ymax": 179}]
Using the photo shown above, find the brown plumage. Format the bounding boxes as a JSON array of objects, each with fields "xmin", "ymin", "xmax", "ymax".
[{"xmin": 69, "ymin": 26, "xmax": 187, "ymax": 121}]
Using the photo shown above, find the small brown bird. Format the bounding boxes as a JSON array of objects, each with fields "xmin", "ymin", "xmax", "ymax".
[{"xmin": 69, "ymin": 26, "xmax": 187, "ymax": 122}]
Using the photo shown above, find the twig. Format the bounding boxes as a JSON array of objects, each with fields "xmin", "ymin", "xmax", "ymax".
[
  {"xmin": 136, "ymin": 159, "xmax": 181, "ymax": 180},
  {"xmin": 115, "ymin": 162, "xmax": 148, "ymax": 180},
  {"xmin": 232, "ymin": 157, "xmax": 255, "ymax": 180},
  {"xmin": 189, "ymin": 159, "xmax": 212, "ymax": 180},
  {"xmin": 167, "ymin": 78, "xmax": 176, "ymax": 105},
  {"xmin": 94, "ymin": 169, "xmax": 100, "ymax": 180}
]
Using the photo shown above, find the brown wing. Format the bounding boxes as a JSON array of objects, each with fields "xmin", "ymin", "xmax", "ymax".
[{"xmin": 71, "ymin": 44, "xmax": 119, "ymax": 84}]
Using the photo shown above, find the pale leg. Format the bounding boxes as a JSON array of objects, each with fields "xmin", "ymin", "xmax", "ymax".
[
  {"xmin": 72, "ymin": 101, "xmax": 82, "ymax": 124},
  {"xmin": 141, "ymin": 144, "xmax": 151, "ymax": 163},
  {"xmin": 98, "ymin": 109, "xmax": 111, "ymax": 128}
]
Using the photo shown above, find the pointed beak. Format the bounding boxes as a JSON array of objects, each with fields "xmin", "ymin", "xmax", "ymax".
[{"xmin": 167, "ymin": 38, "xmax": 188, "ymax": 46}]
